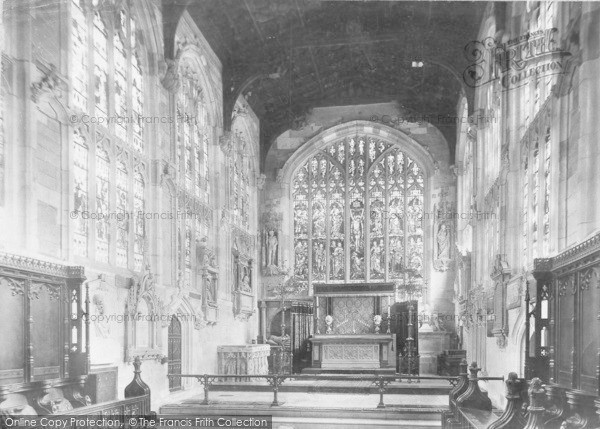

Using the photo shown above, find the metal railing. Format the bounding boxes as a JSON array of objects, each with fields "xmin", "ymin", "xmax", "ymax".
[{"xmin": 167, "ymin": 373, "xmax": 504, "ymax": 408}]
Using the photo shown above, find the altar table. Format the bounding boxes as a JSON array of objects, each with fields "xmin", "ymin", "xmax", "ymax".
[{"xmin": 309, "ymin": 334, "xmax": 393, "ymax": 369}]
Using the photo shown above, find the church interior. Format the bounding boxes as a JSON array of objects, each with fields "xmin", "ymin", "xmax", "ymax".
[{"xmin": 1, "ymin": 0, "xmax": 600, "ymax": 427}]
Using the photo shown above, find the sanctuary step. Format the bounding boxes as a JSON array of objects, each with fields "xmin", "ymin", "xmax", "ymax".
[{"xmin": 160, "ymin": 391, "xmax": 448, "ymax": 429}]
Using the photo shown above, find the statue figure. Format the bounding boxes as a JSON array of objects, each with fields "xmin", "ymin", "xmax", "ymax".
[
  {"xmin": 437, "ymin": 223, "xmax": 450, "ymax": 260},
  {"xmin": 92, "ymin": 294, "xmax": 110, "ymax": 338},
  {"xmin": 241, "ymin": 268, "xmax": 251, "ymax": 293},
  {"xmin": 205, "ymin": 276, "xmax": 216, "ymax": 303},
  {"xmin": 266, "ymin": 230, "xmax": 278, "ymax": 267}
]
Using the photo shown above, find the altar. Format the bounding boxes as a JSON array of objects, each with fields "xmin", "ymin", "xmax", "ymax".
[
  {"xmin": 309, "ymin": 334, "xmax": 393, "ymax": 369},
  {"xmin": 308, "ymin": 283, "xmax": 396, "ymax": 371}
]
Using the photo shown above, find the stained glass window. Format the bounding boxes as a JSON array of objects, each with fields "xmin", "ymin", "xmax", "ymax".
[
  {"xmin": 531, "ymin": 139, "xmax": 540, "ymax": 258},
  {"xmin": 543, "ymin": 127, "xmax": 551, "ymax": 251},
  {"xmin": 522, "ymin": 123, "xmax": 552, "ymax": 264},
  {"xmin": 177, "ymin": 65, "xmax": 210, "ymax": 203},
  {"xmin": 93, "ymin": 12, "xmax": 108, "ymax": 115},
  {"xmin": 114, "ymin": 24, "xmax": 127, "ymax": 140},
  {"xmin": 293, "ymin": 137, "xmax": 425, "ymax": 286},
  {"xmin": 73, "ymin": 128, "xmax": 88, "ymax": 256},
  {"xmin": 71, "ymin": 0, "xmax": 88, "ymax": 111},
  {"xmin": 95, "ymin": 144, "xmax": 110, "ymax": 263},
  {"xmin": 134, "ymin": 173, "xmax": 145, "ymax": 271},
  {"xmin": 229, "ymin": 133, "xmax": 251, "ymax": 230},
  {"xmin": 116, "ymin": 160, "xmax": 129, "ymax": 267},
  {"xmin": 70, "ymin": 4, "xmax": 146, "ymax": 269}
]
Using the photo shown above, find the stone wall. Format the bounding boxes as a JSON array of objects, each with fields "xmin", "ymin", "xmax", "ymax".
[
  {"xmin": 457, "ymin": 2, "xmax": 600, "ymax": 408},
  {"xmin": 0, "ymin": 1, "xmax": 259, "ymax": 409}
]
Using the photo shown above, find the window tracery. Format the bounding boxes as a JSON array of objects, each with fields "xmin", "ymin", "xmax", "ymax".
[{"xmin": 293, "ymin": 137, "xmax": 425, "ymax": 286}]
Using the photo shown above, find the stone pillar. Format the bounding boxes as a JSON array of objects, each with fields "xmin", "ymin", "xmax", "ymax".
[
  {"xmin": 258, "ymin": 301, "xmax": 267, "ymax": 343},
  {"xmin": 418, "ymin": 329, "xmax": 452, "ymax": 374}
]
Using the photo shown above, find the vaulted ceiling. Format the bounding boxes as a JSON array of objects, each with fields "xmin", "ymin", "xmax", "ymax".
[{"xmin": 167, "ymin": 0, "xmax": 487, "ymax": 167}]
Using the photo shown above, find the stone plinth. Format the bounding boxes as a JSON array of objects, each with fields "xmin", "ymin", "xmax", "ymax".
[
  {"xmin": 418, "ymin": 331, "xmax": 452, "ymax": 375},
  {"xmin": 217, "ymin": 344, "xmax": 270, "ymax": 381}
]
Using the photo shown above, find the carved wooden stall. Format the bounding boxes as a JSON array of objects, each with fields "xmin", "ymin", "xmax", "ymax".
[
  {"xmin": 525, "ymin": 232, "xmax": 600, "ymax": 427},
  {"xmin": 0, "ymin": 253, "xmax": 88, "ymax": 388}
]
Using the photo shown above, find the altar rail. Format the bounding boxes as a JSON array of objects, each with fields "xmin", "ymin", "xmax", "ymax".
[
  {"xmin": 167, "ymin": 372, "xmax": 503, "ymax": 408},
  {"xmin": 0, "ymin": 357, "xmax": 151, "ymax": 418},
  {"xmin": 442, "ymin": 360, "xmax": 600, "ymax": 428}
]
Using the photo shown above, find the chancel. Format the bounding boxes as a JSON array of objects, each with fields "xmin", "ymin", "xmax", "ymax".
[{"xmin": 2, "ymin": 1, "xmax": 600, "ymax": 428}]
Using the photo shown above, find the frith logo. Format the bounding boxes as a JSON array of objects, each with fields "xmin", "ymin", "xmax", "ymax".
[{"xmin": 463, "ymin": 28, "xmax": 571, "ymax": 91}]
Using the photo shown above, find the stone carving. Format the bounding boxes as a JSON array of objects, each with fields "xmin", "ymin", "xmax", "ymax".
[
  {"xmin": 31, "ymin": 63, "xmax": 64, "ymax": 103},
  {"xmin": 160, "ymin": 59, "xmax": 180, "ymax": 92},
  {"xmin": 219, "ymin": 131, "xmax": 233, "ymax": 156},
  {"xmin": 127, "ymin": 264, "xmax": 163, "ymax": 322},
  {"xmin": 92, "ymin": 293, "xmax": 111, "ymax": 338},
  {"xmin": 256, "ymin": 173, "xmax": 266, "ymax": 190},
  {"xmin": 433, "ymin": 190, "xmax": 454, "ymax": 271}
]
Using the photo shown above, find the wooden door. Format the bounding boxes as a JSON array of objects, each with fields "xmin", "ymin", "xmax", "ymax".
[{"xmin": 168, "ymin": 316, "xmax": 182, "ymax": 391}]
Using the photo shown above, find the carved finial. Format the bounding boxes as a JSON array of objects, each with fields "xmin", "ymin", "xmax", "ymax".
[
  {"xmin": 468, "ymin": 361, "xmax": 480, "ymax": 378},
  {"xmin": 523, "ymin": 378, "xmax": 546, "ymax": 429}
]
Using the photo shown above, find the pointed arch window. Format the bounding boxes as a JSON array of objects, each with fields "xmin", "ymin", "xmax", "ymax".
[
  {"xmin": 292, "ymin": 137, "xmax": 425, "ymax": 286},
  {"xmin": 173, "ymin": 59, "xmax": 213, "ymax": 291}
]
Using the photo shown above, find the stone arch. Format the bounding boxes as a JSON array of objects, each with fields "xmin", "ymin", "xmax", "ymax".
[
  {"xmin": 280, "ymin": 120, "xmax": 437, "ymax": 185},
  {"xmin": 166, "ymin": 296, "xmax": 198, "ymax": 389}
]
